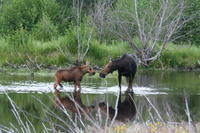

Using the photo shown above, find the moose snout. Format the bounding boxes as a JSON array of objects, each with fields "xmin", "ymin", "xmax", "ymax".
[
  {"xmin": 99, "ymin": 73, "xmax": 106, "ymax": 78},
  {"xmin": 89, "ymin": 71, "xmax": 95, "ymax": 76}
]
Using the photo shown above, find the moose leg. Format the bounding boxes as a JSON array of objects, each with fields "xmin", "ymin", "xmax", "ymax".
[
  {"xmin": 54, "ymin": 77, "xmax": 62, "ymax": 90},
  {"xmin": 118, "ymin": 73, "xmax": 122, "ymax": 92},
  {"xmin": 77, "ymin": 81, "xmax": 81, "ymax": 92},
  {"xmin": 117, "ymin": 88, "xmax": 122, "ymax": 109},
  {"xmin": 59, "ymin": 83, "xmax": 63, "ymax": 88},
  {"xmin": 128, "ymin": 75, "xmax": 133, "ymax": 92},
  {"xmin": 54, "ymin": 83, "xmax": 58, "ymax": 90},
  {"xmin": 54, "ymin": 82, "xmax": 63, "ymax": 90},
  {"xmin": 74, "ymin": 82, "xmax": 78, "ymax": 92},
  {"xmin": 74, "ymin": 81, "xmax": 81, "ymax": 92}
]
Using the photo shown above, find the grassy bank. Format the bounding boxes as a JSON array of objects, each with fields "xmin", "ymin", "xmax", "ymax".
[
  {"xmin": 0, "ymin": 36, "xmax": 200, "ymax": 71},
  {"xmin": 0, "ymin": 0, "xmax": 200, "ymax": 72},
  {"xmin": 0, "ymin": 35, "xmax": 131, "ymax": 70},
  {"xmin": 0, "ymin": 36, "xmax": 131, "ymax": 69},
  {"xmin": 150, "ymin": 44, "xmax": 200, "ymax": 70}
]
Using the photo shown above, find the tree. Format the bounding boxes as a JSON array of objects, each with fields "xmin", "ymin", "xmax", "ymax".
[
  {"xmin": 72, "ymin": 0, "xmax": 94, "ymax": 65},
  {"xmin": 93, "ymin": 0, "xmax": 188, "ymax": 66}
]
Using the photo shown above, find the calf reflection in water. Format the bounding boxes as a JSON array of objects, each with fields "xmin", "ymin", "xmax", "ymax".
[
  {"xmin": 54, "ymin": 89, "xmax": 95, "ymax": 115},
  {"xmin": 99, "ymin": 92, "xmax": 136, "ymax": 122}
]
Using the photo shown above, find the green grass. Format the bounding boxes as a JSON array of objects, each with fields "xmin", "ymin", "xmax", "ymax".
[
  {"xmin": 150, "ymin": 44, "xmax": 200, "ymax": 69},
  {"xmin": 1, "ymin": 35, "xmax": 200, "ymax": 70},
  {"xmin": 0, "ymin": 35, "xmax": 132, "ymax": 68},
  {"xmin": 86, "ymin": 40, "xmax": 132, "ymax": 66}
]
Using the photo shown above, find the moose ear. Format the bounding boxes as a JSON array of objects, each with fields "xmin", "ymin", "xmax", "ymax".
[{"xmin": 86, "ymin": 61, "xmax": 90, "ymax": 65}]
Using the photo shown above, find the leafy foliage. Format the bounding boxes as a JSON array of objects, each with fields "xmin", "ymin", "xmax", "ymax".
[
  {"xmin": 32, "ymin": 14, "xmax": 58, "ymax": 41},
  {"xmin": 173, "ymin": 0, "xmax": 200, "ymax": 45},
  {"xmin": 0, "ymin": 0, "xmax": 199, "ymax": 69},
  {"xmin": 0, "ymin": 0, "xmax": 59, "ymax": 35}
]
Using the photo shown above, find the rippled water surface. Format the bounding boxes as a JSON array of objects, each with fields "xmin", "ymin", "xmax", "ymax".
[
  {"xmin": 1, "ymin": 71, "xmax": 199, "ymax": 94},
  {"xmin": 0, "ymin": 71, "xmax": 200, "ymax": 131}
]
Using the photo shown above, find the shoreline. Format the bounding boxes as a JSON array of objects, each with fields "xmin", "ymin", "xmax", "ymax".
[{"xmin": 0, "ymin": 66, "xmax": 200, "ymax": 75}]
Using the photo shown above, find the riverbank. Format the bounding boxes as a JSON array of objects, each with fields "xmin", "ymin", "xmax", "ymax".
[
  {"xmin": 149, "ymin": 44, "xmax": 200, "ymax": 70},
  {"xmin": 0, "ymin": 36, "xmax": 200, "ymax": 71}
]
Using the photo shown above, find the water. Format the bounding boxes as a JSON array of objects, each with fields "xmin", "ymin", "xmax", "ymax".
[{"xmin": 0, "ymin": 71, "xmax": 200, "ymax": 131}]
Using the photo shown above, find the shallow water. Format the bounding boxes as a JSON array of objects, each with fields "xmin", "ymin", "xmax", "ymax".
[
  {"xmin": 0, "ymin": 71, "xmax": 200, "ymax": 131},
  {"xmin": 1, "ymin": 71, "xmax": 199, "ymax": 95}
]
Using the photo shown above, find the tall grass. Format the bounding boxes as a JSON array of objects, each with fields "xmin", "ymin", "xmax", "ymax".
[
  {"xmin": 1, "ymin": 33, "xmax": 200, "ymax": 70},
  {"xmin": 0, "ymin": 34, "xmax": 131, "ymax": 69},
  {"xmin": 149, "ymin": 44, "xmax": 200, "ymax": 69},
  {"xmin": 86, "ymin": 40, "xmax": 132, "ymax": 66}
]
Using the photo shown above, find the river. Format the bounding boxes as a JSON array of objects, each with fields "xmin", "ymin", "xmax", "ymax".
[{"xmin": 0, "ymin": 71, "xmax": 200, "ymax": 132}]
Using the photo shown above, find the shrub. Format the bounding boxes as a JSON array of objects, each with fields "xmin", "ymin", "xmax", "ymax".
[
  {"xmin": 0, "ymin": 0, "xmax": 60, "ymax": 35},
  {"xmin": 32, "ymin": 14, "xmax": 58, "ymax": 41},
  {"xmin": 61, "ymin": 20, "xmax": 95, "ymax": 55},
  {"xmin": 173, "ymin": 0, "xmax": 200, "ymax": 45},
  {"xmin": 87, "ymin": 40, "xmax": 132, "ymax": 66},
  {"xmin": 7, "ymin": 26, "xmax": 30, "ymax": 47},
  {"xmin": 150, "ymin": 44, "xmax": 200, "ymax": 69}
]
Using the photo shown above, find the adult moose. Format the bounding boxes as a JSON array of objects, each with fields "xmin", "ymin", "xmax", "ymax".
[
  {"xmin": 54, "ymin": 62, "xmax": 95, "ymax": 92},
  {"xmin": 99, "ymin": 54, "xmax": 137, "ymax": 92}
]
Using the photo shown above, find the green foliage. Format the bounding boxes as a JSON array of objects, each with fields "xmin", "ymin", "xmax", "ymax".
[
  {"xmin": 62, "ymin": 18, "xmax": 95, "ymax": 55},
  {"xmin": 62, "ymin": 27, "xmax": 78, "ymax": 54},
  {"xmin": 150, "ymin": 44, "xmax": 200, "ymax": 69},
  {"xmin": 0, "ymin": 0, "xmax": 59, "ymax": 35},
  {"xmin": 32, "ymin": 14, "xmax": 58, "ymax": 41},
  {"xmin": 87, "ymin": 40, "xmax": 132, "ymax": 66},
  {"xmin": 7, "ymin": 26, "xmax": 30, "ymax": 47},
  {"xmin": 173, "ymin": 0, "xmax": 200, "ymax": 45},
  {"xmin": 0, "ymin": 0, "xmax": 200, "ymax": 69}
]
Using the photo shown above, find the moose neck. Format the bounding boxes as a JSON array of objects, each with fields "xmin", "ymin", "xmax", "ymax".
[
  {"xmin": 110, "ymin": 60, "xmax": 119, "ymax": 72},
  {"xmin": 80, "ymin": 66, "xmax": 88, "ymax": 75}
]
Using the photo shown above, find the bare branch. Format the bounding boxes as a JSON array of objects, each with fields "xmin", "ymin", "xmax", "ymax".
[{"xmin": 93, "ymin": 0, "xmax": 189, "ymax": 66}]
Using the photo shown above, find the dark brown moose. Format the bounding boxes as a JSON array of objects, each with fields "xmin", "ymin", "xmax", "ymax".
[
  {"xmin": 100, "ymin": 54, "xmax": 137, "ymax": 92},
  {"xmin": 99, "ymin": 91, "xmax": 136, "ymax": 122},
  {"xmin": 54, "ymin": 89, "xmax": 95, "ymax": 115},
  {"xmin": 54, "ymin": 62, "xmax": 95, "ymax": 91}
]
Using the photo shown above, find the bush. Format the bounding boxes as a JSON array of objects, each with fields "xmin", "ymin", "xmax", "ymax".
[
  {"xmin": 150, "ymin": 44, "xmax": 200, "ymax": 69},
  {"xmin": 173, "ymin": 0, "xmax": 200, "ymax": 45},
  {"xmin": 7, "ymin": 26, "xmax": 30, "ymax": 47},
  {"xmin": 87, "ymin": 40, "xmax": 132, "ymax": 66},
  {"xmin": 61, "ymin": 20, "xmax": 95, "ymax": 55},
  {"xmin": 0, "ymin": 0, "xmax": 59, "ymax": 35},
  {"xmin": 32, "ymin": 14, "xmax": 58, "ymax": 41}
]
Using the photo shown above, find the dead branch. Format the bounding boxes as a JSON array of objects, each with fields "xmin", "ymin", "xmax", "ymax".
[{"xmin": 93, "ymin": 0, "xmax": 189, "ymax": 66}]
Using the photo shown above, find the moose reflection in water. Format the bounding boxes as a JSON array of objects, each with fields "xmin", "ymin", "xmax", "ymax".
[
  {"xmin": 99, "ymin": 91, "xmax": 136, "ymax": 122},
  {"xmin": 54, "ymin": 62, "xmax": 95, "ymax": 92},
  {"xmin": 100, "ymin": 54, "xmax": 137, "ymax": 92},
  {"xmin": 54, "ymin": 89, "xmax": 136, "ymax": 122},
  {"xmin": 54, "ymin": 89, "xmax": 95, "ymax": 115}
]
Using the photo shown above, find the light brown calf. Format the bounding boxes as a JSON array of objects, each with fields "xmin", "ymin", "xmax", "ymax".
[{"xmin": 54, "ymin": 63, "xmax": 95, "ymax": 91}]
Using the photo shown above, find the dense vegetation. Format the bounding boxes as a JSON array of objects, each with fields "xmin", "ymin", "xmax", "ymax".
[{"xmin": 0, "ymin": 0, "xmax": 200, "ymax": 71}]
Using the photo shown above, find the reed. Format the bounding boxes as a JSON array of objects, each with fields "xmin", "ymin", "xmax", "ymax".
[{"xmin": 0, "ymin": 90, "xmax": 199, "ymax": 133}]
